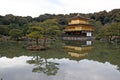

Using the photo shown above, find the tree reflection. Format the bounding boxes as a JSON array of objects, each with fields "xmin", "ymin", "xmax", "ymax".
[
  {"xmin": 1, "ymin": 78, "xmax": 3, "ymax": 80},
  {"xmin": 27, "ymin": 55, "xmax": 59, "ymax": 76}
]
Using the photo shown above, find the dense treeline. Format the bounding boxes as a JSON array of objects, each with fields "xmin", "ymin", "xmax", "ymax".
[{"xmin": 0, "ymin": 9, "xmax": 120, "ymax": 41}]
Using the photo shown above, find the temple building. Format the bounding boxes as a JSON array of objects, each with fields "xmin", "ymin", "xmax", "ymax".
[{"xmin": 63, "ymin": 14, "xmax": 94, "ymax": 40}]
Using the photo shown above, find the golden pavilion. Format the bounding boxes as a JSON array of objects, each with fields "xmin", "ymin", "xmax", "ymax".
[{"xmin": 63, "ymin": 14, "xmax": 94, "ymax": 40}]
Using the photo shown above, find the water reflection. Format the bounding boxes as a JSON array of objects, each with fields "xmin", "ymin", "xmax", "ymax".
[
  {"xmin": 27, "ymin": 55, "xmax": 59, "ymax": 75},
  {"xmin": 52, "ymin": 59, "xmax": 120, "ymax": 80},
  {"xmin": 0, "ymin": 56, "xmax": 34, "ymax": 80},
  {"xmin": 0, "ymin": 57, "xmax": 120, "ymax": 80},
  {"xmin": 63, "ymin": 40, "xmax": 93, "ymax": 58},
  {"xmin": 0, "ymin": 41, "xmax": 120, "ymax": 80}
]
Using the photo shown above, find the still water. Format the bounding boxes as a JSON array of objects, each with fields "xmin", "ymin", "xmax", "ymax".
[{"xmin": 0, "ymin": 40, "xmax": 120, "ymax": 80}]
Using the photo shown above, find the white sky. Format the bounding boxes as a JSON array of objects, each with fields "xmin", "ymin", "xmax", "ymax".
[{"xmin": 0, "ymin": 0, "xmax": 120, "ymax": 17}]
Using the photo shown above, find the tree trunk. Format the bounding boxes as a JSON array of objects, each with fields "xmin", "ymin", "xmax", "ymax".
[
  {"xmin": 43, "ymin": 37, "xmax": 47, "ymax": 47},
  {"xmin": 36, "ymin": 37, "xmax": 39, "ymax": 46}
]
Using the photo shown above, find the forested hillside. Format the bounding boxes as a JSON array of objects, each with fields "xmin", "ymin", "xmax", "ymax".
[{"xmin": 0, "ymin": 9, "xmax": 120, "ymax": 40}]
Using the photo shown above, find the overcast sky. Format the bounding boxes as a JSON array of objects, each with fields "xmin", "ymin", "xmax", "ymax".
[{"xmin": 0, "ymin": 0, "xmax": 120, "ymax": 17}]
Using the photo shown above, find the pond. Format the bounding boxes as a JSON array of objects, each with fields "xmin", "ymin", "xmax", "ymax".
[{"xmin": 0, "ymin": 40, "xmax": 120, "ymax": 80}]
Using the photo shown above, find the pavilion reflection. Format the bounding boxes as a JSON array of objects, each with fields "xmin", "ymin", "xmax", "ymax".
[{"xmin": 63, "ymin": 40, "xmax": 93, "ymax": 58}]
